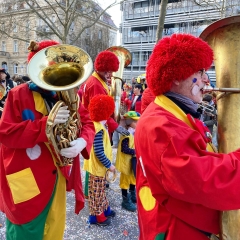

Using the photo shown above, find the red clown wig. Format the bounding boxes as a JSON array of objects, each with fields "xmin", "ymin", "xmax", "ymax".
[
  {"xmin": 27, "ymin": 40, "xmax": 59, "ymax": 62},
  {"xmin": 89, "ymin": 94, "xmax": 115, "ymax": 122},
  {"xmin": 94, "ymin": 51, "xmax": 119, "ymax": 72},
  {"xmin": 146, "ymin": 34, "xmax": 214, "ymax": 96}
]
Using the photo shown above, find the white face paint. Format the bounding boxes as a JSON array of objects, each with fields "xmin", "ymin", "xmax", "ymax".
[{"xmin": 191, "ymin": 85, "xmax": 200, "ymax": 96}]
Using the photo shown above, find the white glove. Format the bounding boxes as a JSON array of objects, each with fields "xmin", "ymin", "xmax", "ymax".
[
  {"xmin": 53, "ymin": 106, "xmax": 70, "ymax": 126},
  {"xmin": 60, "ymin": 138, "xmax": 87, "ymax": 158}
]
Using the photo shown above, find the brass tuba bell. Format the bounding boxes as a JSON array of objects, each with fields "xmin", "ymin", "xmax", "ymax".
[
  {"xmin": 200, "ymin": 15, "xmax": 240, "ymax": 240},
  {"xmin": 28, "ymin": 44, "xmax": 93, "ymax": 166},
  {"xmin": 106, "ymin": 46, "xmax": 132, "ymax": 122}
]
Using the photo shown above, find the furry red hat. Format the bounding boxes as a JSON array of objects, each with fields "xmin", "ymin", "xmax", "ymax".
[
  {"xmin": 146, "ymin": 34, "xmax": 214, "ymax": 96},
  {"xmin": 94, "ymin": 51, "xmax": 119, "ymax": 72},
  {"xmin": 89, "ymin": 94, "xmax": 115, "ymax": 122},
  {"xmin": 27, "ymin": 40, "xmax": 59, "ymax": 62}
]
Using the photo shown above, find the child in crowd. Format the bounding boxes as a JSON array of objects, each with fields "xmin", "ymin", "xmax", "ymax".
[
  {"xmin": 116, "ymin": 111, "xmax": 140, "ymax": 212},
  {"xmin": 83, "ymin": 94, "xmax": 116, "ymax": 226}
]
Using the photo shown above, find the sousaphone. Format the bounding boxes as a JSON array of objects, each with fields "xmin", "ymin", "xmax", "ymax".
[{"xmin": 200, "ymin": 15, "xmax": 240, "ymax": 240}]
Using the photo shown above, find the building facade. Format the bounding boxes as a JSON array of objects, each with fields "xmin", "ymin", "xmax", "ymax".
[
  {"xmin": 120, "ymin": 0, "xmax": 240, "ymax": 83},
  {"xmin": 0, "ymin": 0, "xmax": 118, "ymax": 77}
]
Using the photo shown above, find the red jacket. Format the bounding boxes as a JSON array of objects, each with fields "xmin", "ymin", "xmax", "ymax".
[
  {"xmin": 81, "ymin": 72, "xmax": 118, "ymax": 132},
  {"xmin": 125, "ymin": 94, "xmax": 142, "ymax": 114},
  {"xmin": 0, "ymin": 84, "xmax": 95, "ymax": 224},
  {"xmin": 135, "ymin": 97, "xmax": 240, "ymax": 240}
]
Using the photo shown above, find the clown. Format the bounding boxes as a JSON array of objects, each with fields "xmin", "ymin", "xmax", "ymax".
[
  {"xmin": 0, "ymin": 40, "xmax": 95, "ymax": 240},
  {"xmin": 79, "ymin": 50, "xmax": 130, "ymax": 197},
  {"xmin": 83, "ymin": 94, "xmax": 116, "ymax": 226},
  {"xmin": 135, "ymin": 33, "xmax": 240, "ymax": 240}
]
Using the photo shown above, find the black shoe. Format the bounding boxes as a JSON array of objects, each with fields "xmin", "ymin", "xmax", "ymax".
[
  {"xmin": 107, "ymin": 210, "xmax": 116, "ymax": 218},
  {"xmin": 106, "ymin": 183, "xmax": 109, "ymax": 188},
  {"xmin": 96, "ymin": 218, "xmax": 111, "ymax": 226}
]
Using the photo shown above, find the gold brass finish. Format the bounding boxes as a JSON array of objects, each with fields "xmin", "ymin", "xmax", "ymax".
[
  {"xmin": 28, "ymin": 44, "xmax": 93, "ymax": 166},
  {"xmin": 200, "ymin": 15, "xmax": 240, "ymax": 240},
  {"xmin": 0, "ymin": 84, "xmax": 5, "ymax": 100},
  {"xmin": 106, "ymin": 46, "xmax": 132, "ymax": 121}
]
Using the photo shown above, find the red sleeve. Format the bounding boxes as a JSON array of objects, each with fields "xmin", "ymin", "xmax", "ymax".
[
  {"xmin": 78, "ymin": 103, "xmax": 95, "ymax": 159},
  {"xmin": 107, "ymin": 117, "xmax": 118, "ymax": 133},
  {"xmin": 0, "ymin": 86, "xmax": 48, "ymax": 148}
]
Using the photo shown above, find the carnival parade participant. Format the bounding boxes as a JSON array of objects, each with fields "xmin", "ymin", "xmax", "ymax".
[
  {"xmin": 0, "ymin": 69, "xmax": 15, "ymax": 117},
  {"xmin": 116, "ymin": 111, "xmax": 140, "ymax": 212},
  {"xmin": 80, "ymin": 50, "xmax": 129, "ymax": 197},
  {"xmin": 0, "ymin": 40, "xmax": 95, "ymax": 240},
  {"xmin": 135, "ymin": 33, "xmax": 240, "ymax": 240},
  {"xmin": 83, "ymin": 94, "xmax": 116, "ymax": 226},
  {"xmin": 80, "ymin": 50, "xmax": 129, "ymax": 136},
  {"xmin": 125, "ymin": 84, "xmax": 143, "ymax": 114}
]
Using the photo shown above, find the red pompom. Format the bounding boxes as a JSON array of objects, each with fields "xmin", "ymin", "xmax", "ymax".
[
  {"xmin": 146, "ymin": 34, "xmax": 214, "ymax": 96},
  {"xmin": 89, "ymin": 94, "xmax": 115, "ymax": 122},
  {"xmin": 27, "ymin": 40, "xmax": 59, "ymax": 62},
  {"xmin": 94, "ymin": 51, "xmax": 119, "ymax": 72}
]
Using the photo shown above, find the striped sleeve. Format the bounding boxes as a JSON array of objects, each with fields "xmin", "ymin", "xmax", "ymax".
[
  {"xmin": 121, "ymin": 137, "xmax": 135, "ymax": 155},
  {"xmin": 93, "ymin": 130, "xmax": 112, "ymax": 168}
]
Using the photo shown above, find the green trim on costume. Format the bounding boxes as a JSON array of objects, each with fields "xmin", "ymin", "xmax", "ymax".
[
  {"xmin": 155, "ymin": 233, "xmax": 165, "ymax": 240},
  {"xmin": 84, "ymin": 171, "xmax": 89, "ymax": 197},
  {"xmin": 6, "ymin": 176, "xmax": 57, "ymax": 240}
]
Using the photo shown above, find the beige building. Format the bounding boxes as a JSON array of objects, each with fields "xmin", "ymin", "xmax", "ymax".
[{"xmin": 0, "ymin": 0, "xmax": 118, "ymax": 77}]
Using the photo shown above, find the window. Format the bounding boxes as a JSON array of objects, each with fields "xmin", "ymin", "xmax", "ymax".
[
  {"xmin": 52, "ymin": 15, "xmax": 56, "ymax": 23},
  {"xmin": 13, "ymin": 40, "xmax": 18, "ymax": 52},
  {"xmin": 2, "ymin": 62, "xmax": 7, "ymax": 71},
  {"xmin": 1, "ymin": 23, "xmax": 5, "ymax": 31},
  {"xmin": 98, "ymin": 30, "xmax": 102, "ymax": 39},
  {"xmin": 26, "ymin": 21, "xmax": 30, "ymax": 31},
  {"xmin": 25, "ymin": 42, "xmax": 29, "ymax": 52},
  {"xmin": 13, "ymin": 24, "xmax": 18, "ymax": 33},
  {"xmin": 85, "ymin": 28, "xmax": 90, "ymax": 36},
  {"xmin": 1, "ymin": 41, "xmax": 6, "ymax": 51},
  {"xmin": 70, "ymin": 22, "xmax": 74, "ymax": 31},
  {"xmin": 14, "ymin": 63, "xmax": 18, "ymax": 74}
]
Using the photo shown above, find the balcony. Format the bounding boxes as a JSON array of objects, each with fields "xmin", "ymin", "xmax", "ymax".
[
  {"xmin": 0, "ymin": 51, "xmax": 10, "ymax": 57},
  {"xmin": 36, "ymin": 26, "xmax": 53, "ymax": 35}
]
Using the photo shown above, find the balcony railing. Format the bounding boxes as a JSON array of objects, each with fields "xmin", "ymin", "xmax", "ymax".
[{"xmin": 0, "ymin": 51, "xmax": 10, "ymax": 57}]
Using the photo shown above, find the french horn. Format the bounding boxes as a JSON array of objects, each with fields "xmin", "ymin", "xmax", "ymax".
[
  {"xmin": 200, "ymin": 15, "xmax": 240, "ymax": 240},
  {"xmin": 28, "ymin": 44, "xmax": 93, "ymax": 166}
]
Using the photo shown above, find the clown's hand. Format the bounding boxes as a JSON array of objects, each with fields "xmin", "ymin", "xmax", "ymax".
[
  {"xmin": 53, "ymin": 106, "xmax": 70, "ymax": 127},
  {"xmin": 60, "ymin": 138, "xmax": 87, "ymax": 158},
  {"xmin": 116, "ymin": 125, "xmax": 130, "ymax": 136}
]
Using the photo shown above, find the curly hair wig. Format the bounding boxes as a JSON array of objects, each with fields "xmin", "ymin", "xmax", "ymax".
[
  {"xmin": 94, "ymin": 51, "xmax": 119, "ymax": 72},
  {"xmin": 89, "ymin": 94, "xmax": 115, "ymax": 122},
  {"xmin": 27, "ymin": 40, "xmax": 59, "ymax": 62},
  {"xmin": 146, "ymin": 34, "xmax": 214, "ymax": 96}
]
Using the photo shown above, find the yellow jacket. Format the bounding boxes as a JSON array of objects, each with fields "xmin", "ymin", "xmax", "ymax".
[
  {"xmin": 83, "ymin": 122, "xmax": 112, "ymax": 177},
  {"xmin": 116, "ymin": 134, "xmax": 135, "ymax": 175}
]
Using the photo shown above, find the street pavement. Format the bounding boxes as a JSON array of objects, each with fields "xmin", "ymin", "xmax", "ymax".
[{"xmin": 0, "ymin": 149, "xmax": 139, "ymax": 240}]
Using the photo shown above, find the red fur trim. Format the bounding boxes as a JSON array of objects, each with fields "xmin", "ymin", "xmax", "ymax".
[
  {"xmin": 94, "ymin": 51, "xmax": 119, "ymax": 72},
  {"xmin": 146, "ymin": 34, "xmax": 214, "ymax": 96},
  {"xmin": 27, "ymin": 40, "xmax": 60, "ymax": 62},
  {"xmin": 89, "ymin": 95, "xmax": 115, "ymax": 122}
]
